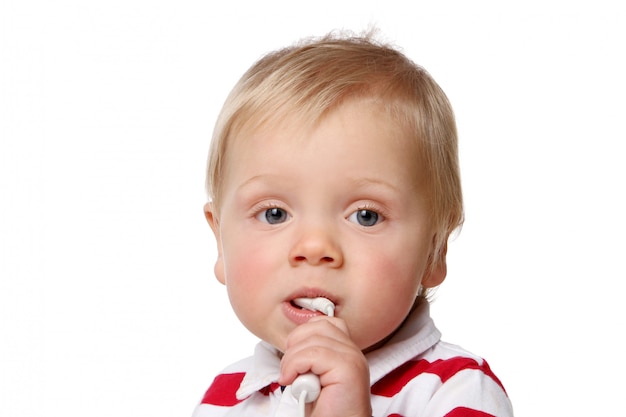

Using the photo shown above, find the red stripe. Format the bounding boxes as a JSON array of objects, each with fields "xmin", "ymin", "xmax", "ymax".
[
  {"xmin": 200, "ymin": 373, "xmax": 282, "ymax": 406},
  {"xmin": 201, "ymin": 373, "xmax": 246, "ymax": 406},
  {"xmin": 260, "ymin": 382, "xmax": 282, "ymax": 396},
  {"xmin": 444, "ymin": 407, "xmax": 495, "ymax": 417},
  {"xmin": 368, "ymin": 412, "xmax": 491, "ymax": 417},
  {"xmin": 384, "ymin": 409, "xmax": 494, "ymax": 417},
  {"xmin": 371, "ymin": 357, "xmax": 506, "ymax": 397}
]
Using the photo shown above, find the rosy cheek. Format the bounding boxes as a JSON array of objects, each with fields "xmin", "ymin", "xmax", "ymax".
[
  {"xmin": 225, "ymin": 250, "xmax": 271, "ymax": 293},
  {"xmin": 360, "ymin": 251, "xmax": 421, "ymax": 312}
]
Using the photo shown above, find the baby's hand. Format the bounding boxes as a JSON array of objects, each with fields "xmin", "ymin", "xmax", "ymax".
[{"xmin": 278, "ymin": 316, "xmax": 372, "ymax": 417}]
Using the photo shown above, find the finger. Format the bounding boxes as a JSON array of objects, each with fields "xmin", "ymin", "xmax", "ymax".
[
  {"xmin": 307, "ymin": 315, "xmax": 351, "ymax": 335},
  {"xmin": 285, "ymin": 317, "xmax": 350, "ymax": 350},
  {"xmin": 279, "ymin": 332, "xmax": 361, "ymax": 385},
  {"xmin": 279, "ymin": 340, "xmax": 367, "ymax": 388}
]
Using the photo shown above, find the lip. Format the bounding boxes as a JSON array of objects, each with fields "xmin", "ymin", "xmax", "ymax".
[
  {"xmin": 282, "ymin": 288, "xmax": 338, "ymax": 325},
  {"xmin": 282, "ymin": 301, "xmax": 326, "ymax": 325}
]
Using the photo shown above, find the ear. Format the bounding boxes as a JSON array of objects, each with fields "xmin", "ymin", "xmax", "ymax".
[
  {"xmin": 204, "ymin": 202, "xmax": 226, "ymax": 285},
  {"xmin": 203, "ymin": 202, "xmax": 219, "ymax": 235},
  {"xmin": 421, "ymin": 241, "xmax": 447, "ymax": 289}
]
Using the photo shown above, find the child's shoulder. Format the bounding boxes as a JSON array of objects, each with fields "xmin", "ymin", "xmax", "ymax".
[
  {"xmin": 372, "ymin": 341, "xmax": 513, "ymax": 416},
  {"xmin": 423, "ymin": 340, "xmax": 506, "ymax": 391},
  {"xmin": 424, "ymin": 340, "xmax": 486, "ymax": 364},
  {"xmin": 373, "ymin": 340, "xmax": 504, "ymax": 394},
  {"xmin": 410, "ymin": 340, "xmax": 505, "ymax": 390}
]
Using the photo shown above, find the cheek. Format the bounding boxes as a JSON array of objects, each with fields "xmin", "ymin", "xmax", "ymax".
[
  {"xmin": 224, "ymin": 251, "xmax": 264, "ymax": 293},
  {"xmin": 366, "ymin": 254, "xmax": 423, "ymax": 310},
  {"xmin": 221, "ymin": 239, "xmax": 278, "ymax": 311},
  {"xmin": 348, "ymin": 240, "xmax": 427, "ymax": 348},
  {"xmin": 361, "ymin": 238, "xmax": 427, "ymax": 294}
]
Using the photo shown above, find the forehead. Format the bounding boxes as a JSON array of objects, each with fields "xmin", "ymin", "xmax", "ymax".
[
  {"xmin": 232, "ymin": 97, "xmax": 419, "ymax": 152},
  {"xmin": 221, "ymin": 99, "xmax": 426, "ymax": 189}
]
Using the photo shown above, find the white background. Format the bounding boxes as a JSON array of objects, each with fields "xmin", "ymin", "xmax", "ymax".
[{"xmin": 1, "ymin": 1, "xmax": 625, "ymax": 416}]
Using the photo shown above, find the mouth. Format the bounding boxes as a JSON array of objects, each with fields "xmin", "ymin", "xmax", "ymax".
[
  {"xmin": 292, "ymin": 297, "xmax": 335, "ymax": 316},
  {"xmin": 289, "ymin": 299, "xmax": 306, "ymax": 309},
  {"xmin": 287, "ymin": 290, "xmax": 337, "ymax": 308},
  {"xmin": 283, "ymin": 290, "xmax": 338, "ymax": 324}
]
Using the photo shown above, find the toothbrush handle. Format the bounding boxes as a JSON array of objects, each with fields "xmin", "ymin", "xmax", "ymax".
[{"xmin": 291, "ymin": 372, "xmax": 321, "ymax": 403}]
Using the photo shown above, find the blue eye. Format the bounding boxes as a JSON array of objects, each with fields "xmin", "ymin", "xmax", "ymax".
[
  {"xmin": 349, "ymin": 209, "xmax": 380, "ymax": 227},
  {"xmin": 258, "ymin": 207, "xmax": 289, "ymax": 224}
]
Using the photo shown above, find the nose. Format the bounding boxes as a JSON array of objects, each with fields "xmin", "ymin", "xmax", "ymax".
[{"xmin": 288, "ymin": 225, "xmax": 343, "ymax": 268}]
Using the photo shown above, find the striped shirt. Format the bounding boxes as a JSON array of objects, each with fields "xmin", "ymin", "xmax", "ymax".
[{"xmin": 192, "ymin": 302, "xmax": 513, "ymax": 417}]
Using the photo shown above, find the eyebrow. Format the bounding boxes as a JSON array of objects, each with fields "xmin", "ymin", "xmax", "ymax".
[
  {"xmin": 347, "ymin": 177, "xmax": 401, "ymax": 193},
  {"xmin": 231, "ymin": 174, "xmax": 295, "ymax": 200},
  {"xmin": 235, "ymin": 174, "xmax": 284, "ymax": 191},
  {"xmin": 232, "ymin": 174, "xmax": 403, "ymax": 202}
]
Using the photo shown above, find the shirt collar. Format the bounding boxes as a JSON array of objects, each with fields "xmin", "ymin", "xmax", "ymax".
[
  {"xmin": 235, "ymin": 301, "xmax": 440, "ymax": 399},
  {"xmin": 365, "ymin": 301, "xmax": 441, "ymax": 384},
  {"xmin": 236, "ymin": 341, "xmax": 282, "ymax": 400}
]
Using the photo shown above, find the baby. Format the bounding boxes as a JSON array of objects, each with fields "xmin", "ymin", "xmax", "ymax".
[{"xmin": 193, "ymin": 32, "xmax": 514, "ymax": 417}]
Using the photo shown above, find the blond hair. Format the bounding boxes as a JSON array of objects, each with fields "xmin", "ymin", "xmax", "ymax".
[{"xmin": 206, "ymin": 32, "xmax": 463, "ymax": 275}]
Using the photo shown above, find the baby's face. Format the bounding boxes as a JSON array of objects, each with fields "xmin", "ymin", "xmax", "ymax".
[{"xmin": 207, "ymin": 99, "xmax": 444, "ymax": 352}]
